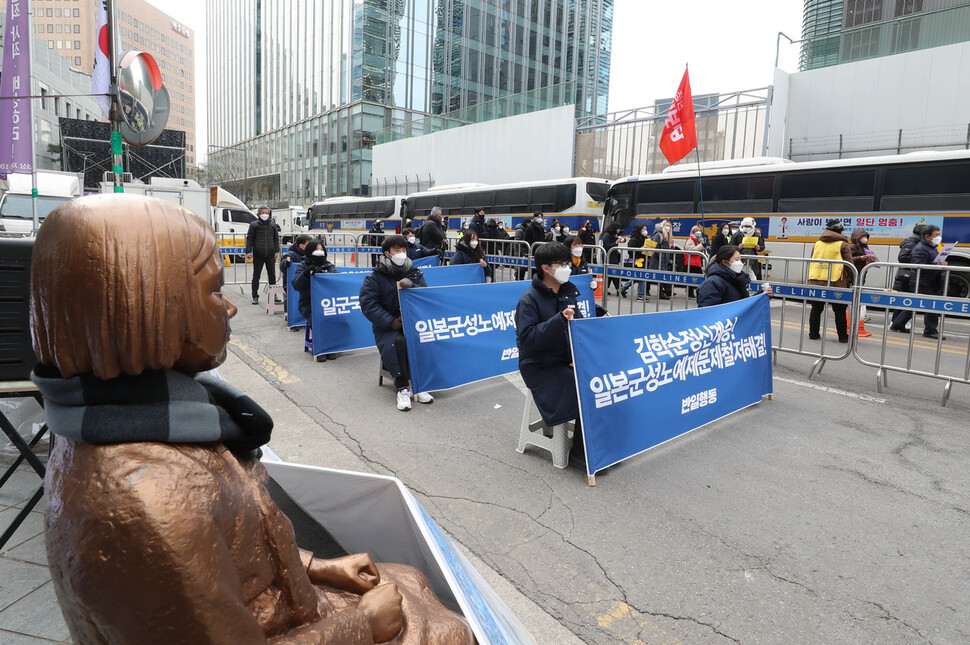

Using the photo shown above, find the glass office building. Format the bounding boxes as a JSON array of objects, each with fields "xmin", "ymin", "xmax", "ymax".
[
  {"xmin": 801, "ymin": 0, "xmax": 970, "ymax": 70},
  {"xmin": 207, "ymin": 0, "xmax": 613, "ymax": 203}
]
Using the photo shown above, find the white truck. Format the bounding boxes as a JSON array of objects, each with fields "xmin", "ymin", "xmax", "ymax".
[
  {"xmin": 0, "ymin": 171, "xmax": 84, "ymax": 235},
  {"xmin": 272, "ymin": 205, "xmax": 309, "ymax": 245}
]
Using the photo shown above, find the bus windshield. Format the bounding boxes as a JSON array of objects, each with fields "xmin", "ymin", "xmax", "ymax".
[{"xmin": 0, "ymin": 194, "xmax": 72, "ymax": 220}]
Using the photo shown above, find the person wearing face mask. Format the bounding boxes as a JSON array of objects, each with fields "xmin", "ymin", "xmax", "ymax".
[
  {"xmin": 558, "ymin": 225, "xmax": 571, "ymax": 243},
  {"xmin": 359, "ymin": 235, "xmax": 434, "ymax": 411},
  {"xmin": 245, "ymin": 206, "xmax": 282, "ymax": 305},
  {"xmin": 697, "ymin": 245, "xmax": 772, "ymax": 306},
  {"xmin": 711, "ymin": 223, "xmax": 732, "ymax": 257},
  {"xmin": 647, "ymin": 220, "xmax": 673, "ymax": 300},
  {"xmin": 417, "ymin": 207, "xmax": 446, "ymax": 253},
  {"xmin": 563, "ymin": 235, "xmax": 590, "ymax": 275},
  {"xmin": 514, "ymin": 242, "xmax": 586, "ymax": 469},
  {"xmin": 620, "ymin": 223, "xmax": 649, "ymax": 300},
  {"xmin": 524, "ymin": 212, "xmax": 547, "ymax": 247},
  {"xmin": 402, "ymin": 228, "xmax": 438, "ymax": 261},
  {"xmin": 600, "ymin": 223, "xmax": 623, "ymax": 295},
  {"xmin": 449, "ymin": 231, "xmax": 493, "ymax": 280},
  {"xmin": 545, "ymin": 217, "xmax": 562, "ymax": 242},
  {"xmin": 683, "ymin": 226, "xmax": 706, "ymax": 298},
  {"xmin": 807, "ymin": 218, "xmax": 854, "ymax": 342},
  {"xmin": 890, "ymin": 225, "xmax": 947, "ymax": 339},
  {"xmin": 291, "ymin": 239, "xmax": 340, "ymax": 361},
  {"xmin": 279, "ymin": 234, "xmax": 313, "ymax": 313},
  {"xmin": 730, "ymin": 217, "xmax": 765, "ymax": 280}
]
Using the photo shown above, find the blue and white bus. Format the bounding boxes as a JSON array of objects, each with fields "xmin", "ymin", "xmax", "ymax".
[{"xmin": 306, "ymin": 196, "xmax": 406, "ymax": 233}]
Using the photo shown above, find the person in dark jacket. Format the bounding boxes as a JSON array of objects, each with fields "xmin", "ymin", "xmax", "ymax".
[
  {"xmin": 546, "ymin": 218, "xmax": 563, "ymax": 242},
  {"xmin": 245, "ymin": 206, "xmax": 281, "ymax": 305},
  {"xmin": 600, "ymin": 223, "xmax": 624, "ymax": 295},
  {"xmin": 710, "ymin": 223, "xmax": 732, "ymax": 257},
  {"xmin": 696, "ymin": 245, "xmax": 771, "ymax": 307},
  {"xmin": 730, "ymin": 217, "xmax": 764, "ymax": 280},
  {"xmin": 359, "ymin": 235, "xmax": 433, "ymax": 411},
  {"xmin": 891, "ymin": 225, "xmax": 946, "ymax": 339},
  {"xmin": 364, "ymin": 220, "xmax": 386, "ymax": 267},
  {"xmin": 417, "ymin": 207, "xmax": 446, "ymax": 252},
  {"xmin": 514, "ymin": 242, "xmax": 585, "ymax": 468},
  {"xmin": 467, "ymin": 209, "xmax": 487, "ymax": 237},
  {"xmin": 280, "ymin": 233, "xmax": 312, "ymax": 276},
  {"xmin": 563, "ymin": 235, "xmax": 591, "ymax": 275},
  {"xmin": 403, "ymin": 228, "xmax": 438, "ymax": 261},
  {"xmin": 578, "ymin": 220, "xmax": 596, "ymax": 263},
  {"xmin": 889, "ymin": 224, "xmax": 925, "ymax": 329},
  {"xmin": 647, "ymin": 220, "xmax": 674, "ymax": 300},
  {"xmin": 291, "ymin": 240, "xmax": 339, "ymax": 361},
  {"xmin": 523, "ymin": 212, "xmax": 546, "ymax": 247},
  {"xmin": 849, "ymin": 228, "xmax": 878, "ymax": 277},
  {"xmin": 449, "ymin": 231, "xmax": 493, "ymax": 280},
  {"xmin": 807, "ymin": 219, "xmax": 853, "ymax": 342},
  {"xmin": 482, "ymin": 218, "xmax": 510, "ymax": 255},
  {"xmin": 620, "ymin": 223, "xmax": 649, "ymax": 300}
]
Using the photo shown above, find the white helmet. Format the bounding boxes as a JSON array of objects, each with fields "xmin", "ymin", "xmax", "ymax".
[{"xmin": 740, "ymin": 217, "xmax": 756, "ymax": 234}]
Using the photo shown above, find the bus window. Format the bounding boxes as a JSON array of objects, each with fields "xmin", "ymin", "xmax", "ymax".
[
  {"xmin": 463, "ymin": 191, "xmax": 494, "ymax": 214},
  {"xmin": 554, "ymin": 183, "xmax": 578, "ymax": 211},
  {"xmin": 495, "ymin": 188, "xmax": 529, "ymax": 211},
  {"xmin": 438, "ymin": 193, "xmax": 462, "ymax": 216},
  {"xmin": 604, "ymin": 182, "xmax": 634, "ymax": 231},
  {"xmin": 881, "ymin": 162, "xmax": 970, "ymax": 211},
  {"xmin": 529, "ymin": 186, "xmax": 556, "ymax": 211},
  {"xmin": 704, "ymin": 175, "xmax": 774, "ymax": 213},
  {"xmin": 779, "ymin": 169, "xmax": 874, "ymax": 212},
  {"xmin": 634, "ymin": 179, "xmax": 694, "ymax": 215},
  {"xmin": 586, "ymin": 182, "xmax": 609, "ymax": 203}
]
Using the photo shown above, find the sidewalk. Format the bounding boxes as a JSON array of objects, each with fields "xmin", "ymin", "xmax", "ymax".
[{"xmin": 0, "ymin": 349, "xmax": 580, "ymax": 644}]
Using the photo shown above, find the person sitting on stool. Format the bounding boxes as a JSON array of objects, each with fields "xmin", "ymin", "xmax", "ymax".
[
  {"xmin": 292, "ymin": 239, "xmax": 339, "ymax": 361},
  {"xmin": 359, "ymin": 235, "xmax": 434, "ymax": 411},
  {"xmin": 514, "ymin": 242, "xmax": 586, "ymax": 469}
]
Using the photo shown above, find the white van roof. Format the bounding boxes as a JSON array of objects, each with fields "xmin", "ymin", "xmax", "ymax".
[
  {"xmin": 211, "ymin": 186, "xmax": 248, "ymax": 209},
  {"xmin": 4, "ymin": 171, "xmax": 81, "ymax": 197}
]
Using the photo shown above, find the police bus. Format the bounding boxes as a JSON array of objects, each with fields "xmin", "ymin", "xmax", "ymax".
[
  {"xmin": 402, "ymin": 177, "xmax": 611, "ymax": 237},
  {"xmin": 306, "ymin": 195, "xmax": 406, "ymax": 233},
  {"xmin": 602, "ymin": 151, "xmax": 970, "ymax": 295}
]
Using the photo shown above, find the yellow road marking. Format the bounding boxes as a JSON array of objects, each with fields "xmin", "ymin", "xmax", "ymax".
[
  {"xmin": 594, "ymin": 601, "xmax": 681, "ymax": 644},
  {"xmin": 229, "ymin": 339, "xmax": 301, "ymax": 384}
]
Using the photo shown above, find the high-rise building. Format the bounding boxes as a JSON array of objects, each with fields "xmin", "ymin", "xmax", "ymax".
[
  {"xmin": 801, "ymin": 0, "xmax": 970, "ymax": 70},
  {"xmin": 27, "ymin": 0, "xmax": 198, "ymax": 170},
  {"xmin": 206, "ymin": 0, "xmax": 613, "ymax": 203}
]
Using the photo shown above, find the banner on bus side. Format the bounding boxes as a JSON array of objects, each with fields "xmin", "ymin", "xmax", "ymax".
[
  {"xmin": 769, "ymin": 215, "xmax": 944, "ymax": 241},
  {"xmin": 310, "ymin": 264, "xmax": 487, "ymax": 356},
  {"xmin": 569, "ymin": 294, "xmax": 773, "ymax": 476}
]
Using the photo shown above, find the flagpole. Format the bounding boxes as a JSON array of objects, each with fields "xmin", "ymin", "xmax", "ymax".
[
  {"xmin": 695, "ymin": 147, "xmax": 705, "ymax": 220},
  {"xmin": 106, "ymin": 0, "xmax": 124, "ymax": 193}
]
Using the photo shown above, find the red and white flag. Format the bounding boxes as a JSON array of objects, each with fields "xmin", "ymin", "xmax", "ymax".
[
  {"xmin": 92, "ymin": 0, "xmax": 111, "ymax": 118},
  {"xmin": 658, "ymin": 68, "xmax": 697, "ymax": 165}
]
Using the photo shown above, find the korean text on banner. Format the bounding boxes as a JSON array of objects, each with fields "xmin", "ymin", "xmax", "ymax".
[
  {"xmin": 400, "ymin": 281, "xmax": 529, "ymax": 393},
  {"xmin": 310, "ymin": 264, "xmax": 487, "ymax": 357},
  {"xmin": 0, "ymin": 0, "xmax": 33, "ymax": 177},
  {"xmin": 286, "ymin": 265, "xmax": 306, "ymax": 328},
  {"xmin": 569, "ymin": 294, "xmax": 773, "ymax": 475},
  {"xmin": 569, "ymin": 274, "xmax": 598, "ymax": 319}
]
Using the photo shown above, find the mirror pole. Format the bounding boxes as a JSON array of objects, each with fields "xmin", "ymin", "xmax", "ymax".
[{"xmin": 106, "ymin": 0, "xmax": 124, "ymax": 193}]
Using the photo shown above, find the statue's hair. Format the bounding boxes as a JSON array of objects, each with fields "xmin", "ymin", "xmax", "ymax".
[{"xmin": 31, "ymin": 194, "xmax": 217, "ymax": 379}]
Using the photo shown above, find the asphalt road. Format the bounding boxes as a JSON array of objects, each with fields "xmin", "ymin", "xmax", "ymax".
[{"xmin": 223, "ymin": 273, "xmax": 970, "ymax": 644}]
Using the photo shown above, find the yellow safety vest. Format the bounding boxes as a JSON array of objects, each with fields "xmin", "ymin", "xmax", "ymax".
[{"xmin": 808, "ymin": 240, "xmax": 844, "ymax": 282}]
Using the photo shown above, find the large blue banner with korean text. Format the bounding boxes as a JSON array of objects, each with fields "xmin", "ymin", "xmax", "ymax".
[
  {"xmin": 286, "ymin": 264, "xmax": 306, "ymax": 328},
  {"xmin": 413, "ymin": 254, "xmax": 441, "ymax": 268},
  {"xmin": 310, "ymin": 264, "xmax": 486, "ymax": 356},
  {"xmin": 569, "ymin": 294, "xmax": 773, "ymax": 476},
  {"xmin": 400, "ymin": 281, "xmax": 529, "ymax": 393}
]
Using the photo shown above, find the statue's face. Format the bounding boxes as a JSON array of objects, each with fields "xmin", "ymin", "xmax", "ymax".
[{"xmin": 174, "ymin": 246, "xmax": 237, "ymax": 373}]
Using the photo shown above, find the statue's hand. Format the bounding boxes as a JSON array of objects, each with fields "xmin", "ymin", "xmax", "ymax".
[
  {"xmin": 308, "ymin": 553, "xmax": 380, "ymax": 594},
  {"xmin": 358, "ymin": 584, "xmax": 403, "ymax": 643}
]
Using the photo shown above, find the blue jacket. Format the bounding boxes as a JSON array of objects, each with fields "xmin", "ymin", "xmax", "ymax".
[
  {"xmin": 696, "ymin": 263, "xmax": 751, "ymax": 307},
  {"xmin": 406, "ymin": 240, "xmax": 438, "ymax": 261},
  {"xmin": 569, "ymin": 258, "xmax": 590, "ymax": 275},
  {"xmin": 910, "ymin": 239, "xmax": 942, "ymax": 294},
  {"xmin": 291, "ymin": 258, "xmax": 336, "ymax": 321},
  {"xmin": 450, "ymin": 243, "xmax": 493, "ymax": 278},
  {"xmin": 515, "ymin": 277, "xmax": 583, "ymax": 426},
  {"xmin": 279, "ymin": 242, "xmax": 304, "ymax": 275},
  {"xmin": 359, "ymin": 261, "xmax": 427, "ymax": 378}
]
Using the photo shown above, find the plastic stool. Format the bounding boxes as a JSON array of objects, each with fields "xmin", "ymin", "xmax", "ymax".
[
  {"xmin": 516, "ymin": 390, "xmax": 573, "ymax": 469},
  {"xmin": 265, "ymin": 285, "xmax": 285, "ymax": 314},
  {"xmin": 378, "ymin": 360, "xmax": 395, "ymax": 387}
]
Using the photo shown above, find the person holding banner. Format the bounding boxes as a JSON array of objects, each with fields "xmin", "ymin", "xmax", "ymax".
[
  {"xmin": 697, "ymin": 245, "xmax": 772, "ymax": 307},
  {"xmin": 292, "ymin": 239, "xmax": 339, "ymax": 361},
  {"xmin": 515, "ymin": 242, "xmax": 586, "ymax": 468},
  {"xmin": 359, "ymin": 235, "xmax": 434, "ymax": 411},
  {"xmin": 449, "ymin": 232, "xmax": 493, "ymax": 280},
  {"xmin": 403, "ymin": 228, "xmax": 438, "ymax": 262}
]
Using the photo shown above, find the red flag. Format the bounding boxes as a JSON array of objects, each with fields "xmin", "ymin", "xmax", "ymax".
[{"xmin": 659, "ymin": 68, "xmax": 697, "ymax": 165}]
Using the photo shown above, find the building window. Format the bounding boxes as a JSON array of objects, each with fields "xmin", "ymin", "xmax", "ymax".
[
  {"xmin": 73, "ymin": 8, "xmax": 79, "ymax": 17},
  {"xmin": 47, "ymin": 24, "xmax": 53, "ymax": 33},
  {"xmin": 74, "ymin": 56, "xmax": 81, "ymax": 65},
  {"xmin": 74, "ymin": 40, "xmax": 80, "ymax": 49},
  {"xmin": 55, "ymin": 8, "xmax": 61, "ymax": 17},
  {"xmin": 845, "ymin": 0, "xmax": 884, "ymax": 28},
  {"xmin": 73, "ymin": 24, "xmax": 79, "ymax": 34}
]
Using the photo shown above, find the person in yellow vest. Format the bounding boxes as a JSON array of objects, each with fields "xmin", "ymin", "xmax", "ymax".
[{"xmin": 807, "ymin": 218, "xmax": 853, "ymax": 342}]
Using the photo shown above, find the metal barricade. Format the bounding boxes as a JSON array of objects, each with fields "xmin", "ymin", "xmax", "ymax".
[
  {"xmin": 483, "ymin": 239, "xmax": 533, "ymax": 283},
  {"xmin": 599, "ymin": 246, "xmax": 709, "ymax": 316},
  {"xmin": 315, "ymin": 232, "xmax": 359, "ymax": 268},
  {"xmin": 354, "ymin": 231, "xmax": 394, "ymax": 268},
  {"xmin": 854, "ymin": 261, "xmax": 970, "ymax": 406},
  {"xmin": 758, "ymin": 255, "xmax": 858, "ymax": 378},
  {"xmin": 216, "ymin": 232, "xmax": 253, "ymax": 293}
]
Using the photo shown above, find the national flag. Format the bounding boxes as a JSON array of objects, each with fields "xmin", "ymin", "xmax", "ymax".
[
  {"xmin": 658, "ymin": 68, "xmax": 697, "ymax": 165},
  {"xmin": 92, "ymin": 0, "xmax": 112, "ymax": 118}
]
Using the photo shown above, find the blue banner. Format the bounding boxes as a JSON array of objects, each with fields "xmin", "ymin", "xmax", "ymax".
[
  {"xmin": 859, "ymin": 291, "xmax": 970, "ymax": 314},
  {"xmin": 569, "ymin": 294, "xmax": 773, "ymax": 476},
  {"xmin": 413, "ymin": 254, "xmax": 441, "ymax": 268},
  {"xmin": 310, "ymin": 264, "xmax": 487, "ymax": 356},
  {"xmin": 286, "ymin": 264, "xmax": 306, "ymax": 328},
  {"xmin": 569, "ymin": 274, "xmax": 598, "ymax": 319},
  {"xmin": 400, "ymin": 281, "xmax": 529, "ymax": 393}
]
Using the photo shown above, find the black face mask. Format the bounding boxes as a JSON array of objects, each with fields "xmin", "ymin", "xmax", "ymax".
[{"xmin": 308, "ymin": 252, "xmax": 327, "ymax": 265}]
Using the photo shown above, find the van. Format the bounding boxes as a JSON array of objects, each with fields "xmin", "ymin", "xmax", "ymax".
[{"xmin": 0, "ymin": 171, "xmax": 83, "ymax": 235}]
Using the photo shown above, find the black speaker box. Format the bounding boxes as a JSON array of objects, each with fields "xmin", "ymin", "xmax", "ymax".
[{"xmin": 0, "ymin": 238, "xmax": 37, "ymax": 381}]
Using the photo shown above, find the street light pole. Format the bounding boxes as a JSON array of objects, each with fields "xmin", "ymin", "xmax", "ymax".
[{"xmin": 107, "ymin": 0, "xmax": 124, "ymax": 192}]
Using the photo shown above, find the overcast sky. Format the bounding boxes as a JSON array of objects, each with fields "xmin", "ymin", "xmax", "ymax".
[{"xmin": 150, "ymin": 0, "xmax": 805, "ymax": 163}]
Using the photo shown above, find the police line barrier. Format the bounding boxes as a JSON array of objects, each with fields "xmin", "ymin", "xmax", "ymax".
[
  {"xmin": 308, "ymin": 264, "xmax": 486, "ymax": 357},
  {"xmin": 853, "ymin": 261, "xmax": 970, "ymax": 406},
  {"xmin": 399, "ymin": 276, "xmax": 597, "ymax": 394},
  {"xmin": 757, "ymin": 255, "xmax": 859, "ymax": 379},
  {"xmin": 317, "ymin": 232, "xmax": 359, "ymax": 268},
  {"xmin": 599, "ymin": 247, "xmax": 709, "ymax": 316},
  {"xmin": 216, "ymin": 232, "xmax": 254, "ymax": 291},
  {"xmin": 569, "ymin": 293, "xmax": 773, "ymax": 482}
]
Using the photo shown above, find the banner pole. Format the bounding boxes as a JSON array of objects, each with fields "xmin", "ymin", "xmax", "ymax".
[
  {"xmin": 28, "ymin": 3, "xmax": 39, "ymax": 235},
  {"xmin": 695, "ymin": 147, "xmax": 705, "ymax": 221}
]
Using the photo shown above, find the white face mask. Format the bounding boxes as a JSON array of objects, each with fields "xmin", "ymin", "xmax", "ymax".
[
  {"xmin": 562, "ymin": 228, "xmax": 570, "ymax": 234},
  {"xmin": 730, "ymin": 260, "xmax": 744, "ymax": 274},
  {"xmin": 535, "ymin": 219, "xmax": 543, "ymax": 226},
  {"xmin": 390, "ymin": 252, "xmax": 407, "ymax": 266},
  {"xmin": 311, "ymin": 250, "xmax": 326, "ymax": 257},
  {"xmin": 469, "ymin": 240, "xmax": 479, "ymax": 248},
  {"xmin": 552, "ymin": 226, "xmax": 560, "ymax": 232},
  {"xmin": 931, "ymin": 235, "xmax": 942, "ymax": 245},
  {"xmin": 407, "ymin": 236, "xmax": 416, "ymax": 244},
  {"xmin": 259, "ymin": 213, "xmax": 269, "ymax": 221},
  {"xmin": 722, "ymin": 229, "xmax": 730, "ymax": 236},
  {"xmin": 571, "ymin": 247, "xmax": 583, "ymax": 257},
  {"xmin": 552, "ymin": 266, "xmax": 572, "ymax": 284}
]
